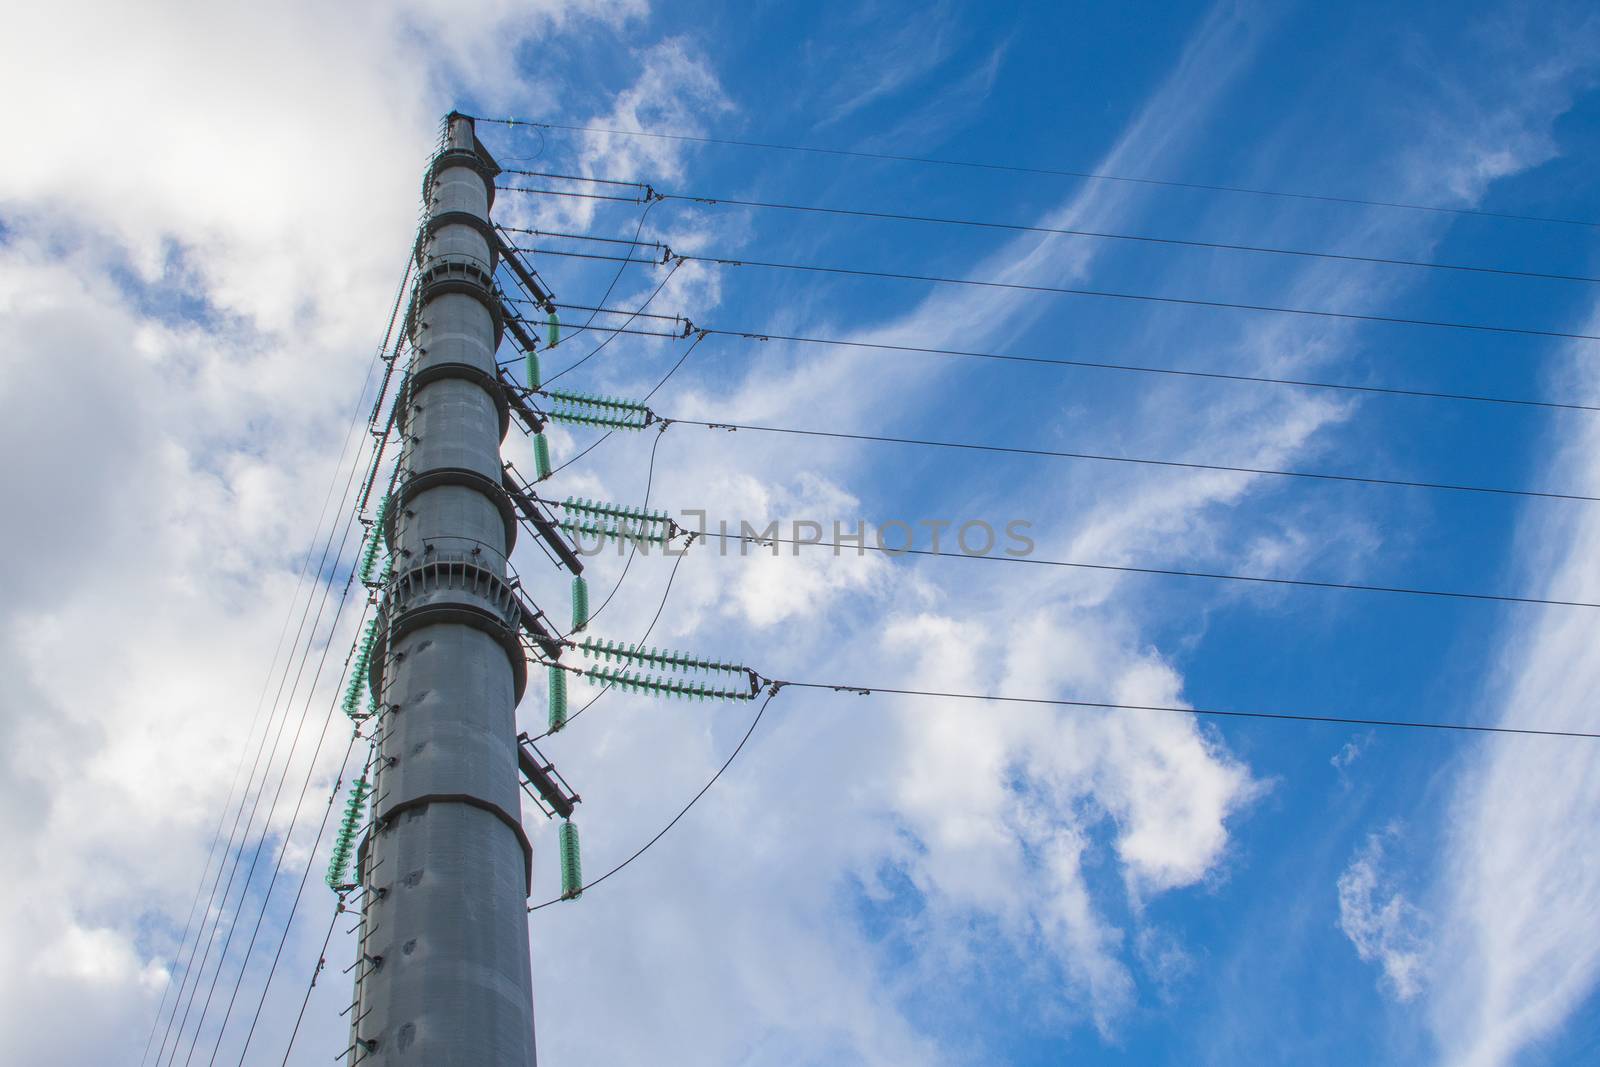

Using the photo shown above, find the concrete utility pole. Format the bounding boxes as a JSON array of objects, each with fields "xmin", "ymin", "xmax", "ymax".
[{"xmin": 352, "ymin": 114, "xmax": 538, "ymax": 1065}]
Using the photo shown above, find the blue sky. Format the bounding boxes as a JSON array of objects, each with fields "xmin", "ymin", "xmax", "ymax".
[{"xmin": 4, "ymin": 1, "xmax": 1600, "ymax": 1064}]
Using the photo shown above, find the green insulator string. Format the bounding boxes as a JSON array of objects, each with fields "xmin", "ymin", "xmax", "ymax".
[
  {"xmin": 558, "ymin": 820, "xmax": 582, "ymax": 900},
  {"xmin": 561, "ymin": 497, "xmax": 672, "ymax": 526},
  {"xmin": 325, "ymin": 772, "xmax": 371, "ymax": 891},
  {"xmin": 560, "ymin": 518, "xmax": 671, "ymax": 547},
  {"xmin": 575, "ymin": 636, "xmax": 742, "ymax": 676},
  {"xmin": 559, "ymin": 499, "xmax": 674, "ymax": 549},
  {"xmin": 571, "ymin": 575, "xmax": 589, "ymax": 632},
  {"xmin": 548, "ymin": 664, "xmax": 568, "ymax": 732},
  {"xmin": 356, "ymin": 495, "xmax": 392, "ymax": 585},
  {"xmin": 533, "ymin": 433, "xmax": 552, "ymax": 480},
  {"xmin": 525, "ymin": 349, "xmax": 541, "ymax": 391},
  {"xmin": 341, "ymin": 617, "xmax": 381, "ymax": 721},
  {"xmin": 546, "ymin": 407, "xmax": 649, "ymax": 431},
  {"xmin": 542, "ymin": 389, "xmax": 650, "ymax": 416},
  {"xmin": 542, "ymin": 389, "xmax": 652, "ymax": 431},
  {"xmin": 547, "ymin": 309, "xmax": 561, "ymax": 350},
  {"xmin": 581, "ymin": 663, "xmax": 755, "ymax": 701}
]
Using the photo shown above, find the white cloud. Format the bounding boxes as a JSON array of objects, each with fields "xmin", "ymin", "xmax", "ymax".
[
  {"xmin": 873, "ymin": 608, "xmax": 1261, "ymax": 1033},
  {"xmin": 1424, "ymin": 307, "xmax": 1600, "ymax": 1066},
  {"xmin": 1136, "ymin": 924, "xmax": 1195, "ymax": 998},
  {"xmin": 11, "ymin": 0, "xmax": 1595, "ymax": 1063},
  {"xmin": 518, "ymin": 3, "xmax": 1302, "ymax": 1053},
  {"xmin": 507, "ymin": 37, "xmax": 734, "ymax": 236},
  {"xmin": 0, "ymin": 3, "xmax": 658, "ymax": 1064},
  {"xmin": 524, "ymin": 0, "xmax": 1389, "ymax": 1052},
  {"xmin": 1314, "ymin": 11, "xmax": 1600, "ymax": 1064},
  {"xmin": 809, "ymin": 3, "xmax": 963, "ymax": 127},
  {"xmin": 35, "ymin": 923, "xmax": 165, "ymax": 989},
  {"xmin": 1330, "ymin": 732, "xmax": 1371, "ymax": 773},
  {"xmin": 1338, "ymin": 829, "xmax": 1429, "ymax": 1002}
]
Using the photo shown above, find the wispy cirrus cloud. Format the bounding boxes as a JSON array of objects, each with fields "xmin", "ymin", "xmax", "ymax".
[
  {"xmin": 805, "ymin": 1, "xmax": 964, "ymax": 128},
  {"xmin": 1427, "ymin": 306, "xmax": 1600, "ymax": 1067},
  {"xmin": 1339, "ymin": 828, "xmax": 1430, "ymax": 1001},
  {"xmin": 10, "ymin": 1, "xmax": 1600, "ymax": 1064}
]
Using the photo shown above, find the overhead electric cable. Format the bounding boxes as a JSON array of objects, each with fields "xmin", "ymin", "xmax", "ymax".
[
  {"xmin": 698, "ymin": 528, "xmax": 1600, "ymax": 609},
  {"xmin": 202, "ymin": 603, "xmax": 381, "ymax": 1064},
  {"xmin": 774, "ymin": 680, "xmax": 1600, "ymax": 740},
  {"xmin": 528, "ymin": 684, "xmax": 780, "ymax": 911},
  {"xmin": 165, "ymin": 511, "xmax": 373, "ymax": 1067},
  {"xmin": 497, "ymin": 184, "xmax": 1600, "ymax": 284},
  {"xmin": 148, "ymin": 237, "xmax": 417, "ymax": 1065},
  {"xmin": 495, "ymin": 195, "xmax": 656, "ymax": 341},
  {"xmin": 504, "ymin": 225, "xmax": 663, "ymax": 254},
  {"xmin": 274, "ymin": 901, "xmax": 344, "ymax": 1067},
  {"xmin": 536, "ymin": 331, "xmax": 706, "ymax": 480},
  {"xmin": 526, "ymin": 655, "xmax": 1589, "ymax": 914},
  {"xmin": 530, "ymin": 534, "xmax": 695, "ymax": 742},
  {"xmin": 137, "ymin": 500, "xmax": 341, "ymax": 1067},
  {"xmin": 666, "ymin": 417, "xmax": 1598, "ymax": 503},
  {"xmin": 498, "ymin": 186, "xmax": 645, "ymax": 205},
  {"xmin": 579, "ymin": 424, "xmax": 671, "ymax": 631},
  {"xmin": 153, "ymin": 376, "xmax": 393, "ymax": 1067},
  {"xmin": 158, "ymin": 499, "xmax": 366, "ymax": 1066},
  {"xmin": 522, "ymin": 245, "xmax": 1600, "ymax": 344},
  {"xmin": 475, "ymin": 115, "xmax": 1600, "ymax": 229},
  {"xmin": 231, "ymin": 731, "xmax": 366, "ymax": 1065},
  {"xmin": 560, "ymin": 198, "xmax": 658, "ymax": 343},
  {"xmin": 143, "ymin": 254, "xmax": 414, "ymax": 1065},
  {"xmin": 513, "ymin": 339, "xmax": 706, "ymax": 743},
  {"xmin": 541, "ymin": 259, "xmax": 682, "ymax": 388},
  {"xmin": 526, "ymin": 305, "xmax": 1600, "ymax": 416},
  {"xmin": 162, "ymin": 349, "xmax": 411, "ymax": 1066}
]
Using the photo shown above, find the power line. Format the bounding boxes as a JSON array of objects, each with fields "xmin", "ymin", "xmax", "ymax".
[
  {"xmin": 566, "ymin": 199, "xmax": 657, "ymax": 337},
  {"xmin": 201, "ymin": 351, "xmax": 412, "ymax": 1064},
  {"xmin": 161, "ymin": 349, "xmax": 407, "ymax": 1066},
  {"xmin": 141, "ymin": 260, "xmax": 413, "ymax": 1067},
  {"xmin": 163, "ymin": 510, "xmax": 372, "ymax": 1067},
  {"xmin": 154, "ymin": 413, "xmax": 384, "ymax": 1067},
  {"xmin": 531, "ymin": 524, "xmax": 697, "ymax": 744},
  {"xmin": 522, "ymin": 245, "xmax": 1600, "ymax": 345},
  {"xmin": 540, "ymin": 259, "xmax": 681, "ymax": 388},
  {"xmin": 521, "ymin": 304, "xmax": 1600, "ymax": 416},
  {"xmin": 774, "ymin": 680, "xmax": 1600, "ymax": 740},
  {"xmin": 580, "ymin": 425, "xmax": 672, "ymax": 630},
  {"xmin": 472, "ymin": 115, "xmax": 1600, "ymax": 229},
  {"xmin": 696, "ymin": 528, "xmax": 1600, "ymax": 609},
  {"xmin": 166, "ymin": 371, "xmax": 407, "ymax": 1064},
  {"xmin": 200, "ymin": 602, "xmax": 379, "ymax": 1064},
  {"xmin": 498, "ymin": 198, "xmax": 659, "ymax": 358},
  {"xmin": 498, "ymin": 182, "xmax": 1600, "ymax": 285},
  {"xmin": 528, "ymin": 684, "xmax": 781, "ymax": 912},
  {"xmin": 498, "ymin": 185, "xmax": 644, "ymax": 205},
  {"xmin": 136, "ymin": 513, "xmax": 333, "ymax": 1067},
  {"xmin": 146, "ymin": 239, "xmax": 416, "ymax": 1066},
  {"xmin": 525, "ymin": 364, "xmax": 1594, "ymax": 505},
  {"xmin": 529, "ymin": 659, "xmax": 1594, "ymax": 915},
  {"xmin": 662, "ymin": 416, "xmax": 1598, "ymax": 504},
  {"xmin": 274, "ymin": 900, "xmax": 344, "ymax": 1067},
  {"xmin": 231, "ymin": 733, "xmax": 366, "ymax": 1065},
  {"xmin": 535, "ymin": 331, "xmax": 707, "ymax": 481}
]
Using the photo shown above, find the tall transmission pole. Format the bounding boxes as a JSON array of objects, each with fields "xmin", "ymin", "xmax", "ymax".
[{"xmin": 349, "ymin": 113, "xmax": 539, "ymax": 1065}]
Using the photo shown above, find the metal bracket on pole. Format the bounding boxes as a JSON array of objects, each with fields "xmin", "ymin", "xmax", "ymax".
[
  {"xmin": 516, "ymin": 734, "xmax": 580, "ymax": 820},
  {"xmin": 503, "ymin": 470, "xmax": 585, "ymax": 574},
  {"xmin": 495, "ymin": 230, "xmax": 556, "ymax": 313}
]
